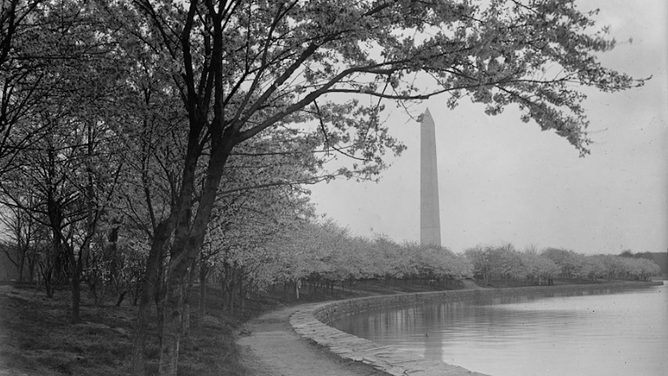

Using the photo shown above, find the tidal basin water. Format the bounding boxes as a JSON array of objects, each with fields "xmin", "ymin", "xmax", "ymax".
[{"xmin": 331, "ymin": 283, "xmax": 667, "ymax": 376}]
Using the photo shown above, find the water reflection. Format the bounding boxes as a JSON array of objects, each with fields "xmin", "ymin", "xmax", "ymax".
[{"xmin": 331, "ymin": 284, "xmax": 667, "ymax": 376}]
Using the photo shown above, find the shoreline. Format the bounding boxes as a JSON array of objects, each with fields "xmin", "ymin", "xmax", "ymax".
[{"xmin": 289, "ymin": 281, "xmax": 662, "ymax": 376}]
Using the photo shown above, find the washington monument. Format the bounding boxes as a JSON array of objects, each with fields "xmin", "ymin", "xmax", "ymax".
[{"xmin": 420, "ymin": 108, "xmax": 441, "ymax": 247}]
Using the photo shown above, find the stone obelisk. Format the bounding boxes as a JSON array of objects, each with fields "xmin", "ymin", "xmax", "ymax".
[{"xmin": 420, "ymin": 108, "xmax": 441, "ymax": 247}]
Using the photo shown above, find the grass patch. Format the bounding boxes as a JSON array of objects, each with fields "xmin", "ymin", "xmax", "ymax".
[
  {"xmin": 0, "ymin": 285, "xmax": 137, "ymax": 376},
  {"xmin": 0, "ymin": 284, "xmax": 244, "ymax": 376}
]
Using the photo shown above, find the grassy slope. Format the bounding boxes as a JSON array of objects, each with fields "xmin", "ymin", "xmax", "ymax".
[
  {"xmin": 0, "ymin": 284, "xmax": 269, "ymax": 376},
  {"xmin": 0, "ymin": 285, "xmax": 136, "ymax": 376}
]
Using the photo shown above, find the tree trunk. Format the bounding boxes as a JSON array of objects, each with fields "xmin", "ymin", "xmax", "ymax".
[
  {"xmin": 158, "ymin": 271, "xmax": 185, "ymax": 376},
  {"xmin": 70, "ymin": 268, "xmax": 81, "ymax": 323},
  {"xmin": 227, "ymin": 269, "xmax": 237, "ymax": 312},
  {"xmin": 157, "ymin": 157, "xmax": 228, "ymax": 374},
  {"xmin": 115, "ymin": 291, "xmax": 127, "ymax": 307},
  {"xmin": 106, "ymin": 223, "xmax": 121, "ymax": 292},
  {"xmin": 149, "ymin": 7, "xmax": 237, "ymax": 371},
  {"xmin": 130, "ymin": 219, "xmax": 173, "ymax": 376},
  {"xmin": 132, "ymin": 281, "xmax": 141, "ymax": 306},
  {"xmin": 221, "ymin": 262, "xmax": 234, "ymax": 312},
  {"xmin": 40, "ymin": 263, "xmax": 55, "ymax": 298},
  {"xmin": 27, "ymin": 254, "xmax": 36, "ymax": 283},
  {"xmin": 238, "ymin": 271, "xmax": 245, "ymax": 311},
  {"xmin": 182, "ymin": 260, "xmax": 197, "ymax": 338},
  {"xmin": 154, "ymin": 253, "xmax": 165, "ymax": 343},
  {"xmin": 221, "ymin": 278, "xmax": 230, "ymax": 310},
  {"xmin": 198, "ymin": 262, "xmax": 208, "ymax": 320},
  {"xmin": 17, "ymin": 250, "xmax": 25, "ymax": 283},
  {"xmin": 70, "ymin": 240, "xmax": 92, "ymax": 323},
  {"xmin": 44, "ymin": 279, "xmax": 54, "ymax": 298}
]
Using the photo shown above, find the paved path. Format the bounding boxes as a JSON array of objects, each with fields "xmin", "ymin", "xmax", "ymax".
[
  {"xmin": 238, "ymin": 304, "xmax": 388, "ymax": 376},
  {"xmin": 238, "ymin": 282, "xmax": 488, "ymax": 376}
]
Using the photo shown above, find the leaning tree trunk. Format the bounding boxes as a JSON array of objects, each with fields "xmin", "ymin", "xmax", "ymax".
[
  {"xmin": 159, "ymin": 232, "xmax": 207, "ymax": 375},
  {"xmin": 157, "ymin": 149, "xmax": 230, "ymax": 375},
  {"xmin": 130, "ymin": 219, "xmax": 173, "ymax": 376}
]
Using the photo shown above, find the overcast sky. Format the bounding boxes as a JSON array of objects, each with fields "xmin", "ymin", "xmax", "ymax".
[{"xmin": 309, "ymin": 0, "xmax": 668, "ymax": 255}]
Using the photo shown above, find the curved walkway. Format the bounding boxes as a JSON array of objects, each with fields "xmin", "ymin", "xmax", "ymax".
[
  {"xmin": 237, "ymin": 282, "xmax": 489, "ymax": 376},
  {"xmin": 237, "ymin": 304, "xmax": 388, "ymax": 376}
]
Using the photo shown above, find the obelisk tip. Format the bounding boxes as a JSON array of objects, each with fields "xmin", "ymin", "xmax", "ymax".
[{"xmin": 418, "ymin": 108, "xmax": 433, "ymax": 124}]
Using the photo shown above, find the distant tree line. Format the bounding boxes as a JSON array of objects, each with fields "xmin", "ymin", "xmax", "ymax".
[
  {"xmin": 618, "ymin": 249, "xmax": 668, "ymax": 275},
  {"xmin": 465, "ymin": 244, "xmax": 661, "ymax": 286}
]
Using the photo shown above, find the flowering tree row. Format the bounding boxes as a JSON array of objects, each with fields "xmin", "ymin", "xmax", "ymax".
[
  {"xmin": 465, "ymin": 244, "xmax": 661, "ymax": 286},
  {"xmin": 269, "ymin": 221, "xmax": 473, "ymax": 290},
  {"xmin": 542, "ymin": 248, "xmax": 661, "ymax": 281},
  {"xmin": 207, "ymin": 226, "xmax": 663, "ymax": 307},
  {"xmin": 193, "ymin": 219, "xmax": 473, "ymax": 309}
]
